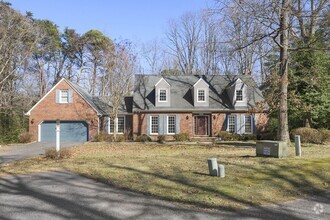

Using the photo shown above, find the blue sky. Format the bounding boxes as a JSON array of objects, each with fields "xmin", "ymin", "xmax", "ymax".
[{"xmin": 8, "ymin": 0, "xmax": 211, "ymax": 43}]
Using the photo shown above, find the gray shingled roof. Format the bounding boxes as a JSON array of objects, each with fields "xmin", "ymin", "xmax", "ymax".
[
  {"xmin": 65, "ymin": 79, "xmax": 131, "ymax": 115},
  {"xmin": 133, "ymin": 75, "xmax": 264, "ymax": 112}
]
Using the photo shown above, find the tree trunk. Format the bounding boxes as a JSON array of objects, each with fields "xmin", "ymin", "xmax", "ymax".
[
  {"xmin": 114, "ymin": 116, "xmax": 118, "ymax": 141},
  {"xmin": 278, "ymin": 0, "xmax": 290, "ymax": 142}
]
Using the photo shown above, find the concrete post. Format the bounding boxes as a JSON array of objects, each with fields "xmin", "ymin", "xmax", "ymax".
[
  {"xmin": 295, "ymin": 135, "xmax": 301, "ymax": 157},
  {"xmin": 207, "ymin": 158, "xmax": 218, "ymax": 176},
  {"xmin": 56, "ymin": 120, "xmax": 60, "ymax": 152},
  {"xmin": 218, "ymin": 164, "xmax": 225, "ymax": 178}
]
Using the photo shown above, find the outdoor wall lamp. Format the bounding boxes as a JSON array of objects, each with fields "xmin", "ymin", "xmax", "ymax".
[
  {"xmin": 213, "ymin": 115, "xmax": 216, "ymax": 120},
  {"xmin": 186, "ymin": 115, "xmax": 189, "ymax": 120},
  {"xmin": 30, "ymin": 119, "xmax": 34, "ymax": 124}
]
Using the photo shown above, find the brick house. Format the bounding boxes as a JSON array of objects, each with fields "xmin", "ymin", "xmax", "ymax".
[
  {"xmin": 26, "ymin": 75, "xmax": 267, "ymax": 143},
  {"xmin": 132, "ymin": 75, "xmax": 268, "ymax": 140},
  {"xmin": 26, "ymin": 78, "xmax": 132, "ymax": 143}
]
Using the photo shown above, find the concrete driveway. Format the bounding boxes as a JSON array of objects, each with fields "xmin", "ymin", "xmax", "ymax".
[
  {"xmin": 0, "ymin": 142, "xmax": 81, "ymax": 164},
  {"xmin": 0, "ymin": 171, "xmax": 328, "ymax": 220}
]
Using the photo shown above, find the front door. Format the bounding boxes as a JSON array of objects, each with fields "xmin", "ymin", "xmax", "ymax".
[{"xmin": 195, "ymin": 116, "xmax": 208, "ymax": 136}]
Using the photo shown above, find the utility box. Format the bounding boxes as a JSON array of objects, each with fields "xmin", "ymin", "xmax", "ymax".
[{"xmin": 256, "ymin": 141, "xmax": 288, "ymax": 158}]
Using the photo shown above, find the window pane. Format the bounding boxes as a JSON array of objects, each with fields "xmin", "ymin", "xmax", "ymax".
[
  {"xmin": 236, "ymin": 90, "xmax": 243, "ymax": 101},
  {"xmin": 168, "ymin": 116, "xmax": 176, "ymax": 134},
  {"xmin": 159, "ymin": 89, "xmax": 167, "ymax": 101},
  {"xmin": 61, "ymin": 90, "xmax": 68, "ymax": 103},
  {"xmin": 118, "ymin": 117, "xmax": 125, "ymax": 133},
  {"xmin": 110, "ymin": 118, "xmax": 114, "ymax": 133},
  {"xmin": 245, "ymin": 115, "xmax": 252, "ymax": 133},
  {"xmin": 198, "ymin": 90, "xmax": 205, "ymax": 101},
  {"xmin": 151, "ymin": 116, "xmax": 159, "ymax": 133},
  {"xmin": 110, "ymin": 117, "xmax": 125, "ymax": 133},
  {"xmin": 228, "ymin": 115, "xmax": 236, "ymax": 133}
]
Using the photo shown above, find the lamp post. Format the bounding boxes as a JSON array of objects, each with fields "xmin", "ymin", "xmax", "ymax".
[{"xmin": 56, "ymin": 119, "xmax": 60, "ymax": 152}]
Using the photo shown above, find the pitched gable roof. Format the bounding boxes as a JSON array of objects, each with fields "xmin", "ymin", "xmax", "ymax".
[
  {"xmin": 133, "ymin": 74, "xmax": 264, "ymax": 112},
  {"xmin": 26, "ymin": 78, "xmax": 132, "ymax": 116}
]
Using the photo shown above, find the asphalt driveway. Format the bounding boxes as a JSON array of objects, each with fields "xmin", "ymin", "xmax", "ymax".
[
  {"xmin": 0, "ymin": 171, "xmax": 328, "ymax": 220},
  {"xmin": 0, "ymin": 142, "xmax": 81, "ymax": 165}
]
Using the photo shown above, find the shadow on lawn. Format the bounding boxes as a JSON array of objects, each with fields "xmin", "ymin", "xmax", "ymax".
[
  {"xmin": 0, "ymin": 159, "xmax": 328, "ymax": 219},
  {"xmin": 89, "ymin": 160, "xmax": 329, "ymax": 220}
]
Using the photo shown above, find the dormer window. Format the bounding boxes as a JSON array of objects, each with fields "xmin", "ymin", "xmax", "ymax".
[
  {"xmin": 236, "ymin": 90, "xmax": 243, "ymax": 101},
  {"xmin": 197, "ymin": 89, "xmax": 205, "ymax": 102},
  {"xmin": 158, "ymin": 89, "xmax": 167, "ymax": 102},
  {"xmin": 60, "ymin": 90, "xmax": 69, "ymax": 103}
]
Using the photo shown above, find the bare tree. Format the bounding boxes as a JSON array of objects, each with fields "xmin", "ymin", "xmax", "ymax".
[
  {"xmin": 166, "ymin": 12, "xmax": 201, "ymax": 74},
  {"xmin": 103, "ymin": 41, "xmax": 136, "ymax": 140}
]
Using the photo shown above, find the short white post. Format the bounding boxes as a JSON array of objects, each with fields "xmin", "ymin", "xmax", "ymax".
[
  {"xmin": 56, "ymin": 120, "xmax": 60, "ymax": 152},
  {"xmin": 295, "ymin": 135, "xmax": 301, "ymax": 157},
  {"xmin": 218, "ymin": 164, "xmax": 225, "ymax": 178}
]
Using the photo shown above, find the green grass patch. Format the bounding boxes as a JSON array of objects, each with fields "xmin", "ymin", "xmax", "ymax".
[{"xmin": 1, "ymin": 142, "xmax": 329, "ymax": 210}]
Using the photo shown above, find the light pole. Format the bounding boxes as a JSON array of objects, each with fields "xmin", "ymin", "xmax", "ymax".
[{"xmin": 56, "ymin": 119, "xmax": 60, "ymax": 152}]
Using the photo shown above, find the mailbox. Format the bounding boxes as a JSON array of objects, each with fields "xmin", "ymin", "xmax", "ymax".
[{"xmin": 256, "ymin": 141, "xmax": 288, "ymax": 158}]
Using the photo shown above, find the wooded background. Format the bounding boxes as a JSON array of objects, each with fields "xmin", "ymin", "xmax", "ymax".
[{"xmin": 0, "ymin": 0, "xmax": 329, "ymax": 143}]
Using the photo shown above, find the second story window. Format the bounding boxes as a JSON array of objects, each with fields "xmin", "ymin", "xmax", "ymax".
[
  {"xmin": 236, "ymin": 90, "xmax": 243, "ymax": 101},
  {"xmin": 60, "ymin": 90, "xmax": 69, "ymax": 103},
  {"xmin": 159, "ymin": 89, "xmax": 167, "ymax": 102},
  {"xmin": 197, "ymin": 89, "xmax": 205, "ymax": 102}
]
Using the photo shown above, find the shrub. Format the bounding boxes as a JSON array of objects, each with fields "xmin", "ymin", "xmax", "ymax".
[
  {"xmin": 173, "ymin": 133, "xmax": 190, "ymax": 141},
  {"xmin": 135, "ymin": 134, "xmax": 152, "ymax": 142},
  {"xmin": 217, "ymin": 131, "xmax": 240, "ymax": 141},
  {"xmin": 319, "ymin": 129, "xmax": 330, "ymax": 143},
  {"xmin": 45, "ymin": 148, "xmax": 73, "ymax": 160},
  {"xmin": 257, "ymin": 133, "xmax": 276, "ymax": 140},
  {"xmin": 290, "ymin": 127, "xmax": 323, "ymax": 144},
  {"xmin": 157, "ymin": 135, "xmax": 166, "ymax": 143},
  {"xmin": 92, "ymin": 134, "xmax": 105, "ymax": 142},
  {"xmin": 19, "ymin": 132, "xmax": 32, "ymax": 143},
  {"xmin": 239, "ymin": 134, "xmax": 257, "ymax": 141}
]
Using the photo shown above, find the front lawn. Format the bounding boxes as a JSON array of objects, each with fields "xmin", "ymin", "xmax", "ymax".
[{"xmin": 1, "ymin": 142, "xmax": 329, "ymax": 210}]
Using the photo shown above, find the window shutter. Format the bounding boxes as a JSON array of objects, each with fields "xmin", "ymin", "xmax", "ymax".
[
  {"xmin": 56, "ymin": 90, "xmax": 60, "ymax": 103},
  {"xmin": 235, "ymin": 115, "xmax": 238, "ymax": 134},
  {"xmin": 252, "ymin": 114, "xmax": 257, "ymax": 134},
  {"xmin": 105, "ymin": 117, "xmax": 110, "ymax": 134},
  {"xmin": 224, "ymin": 114, "xmax": 228, "ymax": 131},
  {"xmin": 175, "ymin": 115, "xmax": 180, "ymax": 134},
  {"xmin": 164, "ymin": 115, "xmax": 168, "ymax": 134},
  {"xmin": 68, "ymin": 90, "xmax": 73, "ymax": 103},
  {"xmin": 146, "ymin": 114, "xmax": 150, "ymax": 135},
  {"xmin": 159, "ymin": 115, "xmax": 164, "ymax": 135}
]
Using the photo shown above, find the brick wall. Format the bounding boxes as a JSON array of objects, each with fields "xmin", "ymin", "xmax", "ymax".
[
  {"xmin": 133, "ymin": 112, "xmax": 227, "ymax": 139},
  {"xmin": 28, "ymin": 80, "xmax": 99, "ymax": 141}
]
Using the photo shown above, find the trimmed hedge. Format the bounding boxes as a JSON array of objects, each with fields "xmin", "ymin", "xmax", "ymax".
[
  {"xmin": 319, "ymin": 129, "xmax": 330, "ymax": 143},
  {"xmin": 290, "ymin": 127, "xmax": 323, "ymax": 144}
]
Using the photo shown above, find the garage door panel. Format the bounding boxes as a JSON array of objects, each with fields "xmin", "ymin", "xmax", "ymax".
[{"xmin": 40, "ymin": 121, "xmax": 88, "ymax": 143}]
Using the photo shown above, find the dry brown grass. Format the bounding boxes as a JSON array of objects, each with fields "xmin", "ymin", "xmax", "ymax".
[{"xmin": 0, "ymin": 142, "xmax": 329, "ymax": 210}]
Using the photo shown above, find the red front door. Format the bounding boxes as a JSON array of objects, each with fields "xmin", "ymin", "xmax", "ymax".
[{"xmin": 195, "ymin": 116, "xmax": 208, "ymax": 136}]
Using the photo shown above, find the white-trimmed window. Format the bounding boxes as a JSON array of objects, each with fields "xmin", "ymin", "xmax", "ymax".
[
  {"xmin": 197, "ymin": 89, "xmax": 205, "ymax": 102},
  {"xmin": 245, "ymin": 115, "xmax": 252, "ymax": 133},
  {"xmin": 236, "ymin": 90, "xmax": 243, "ymax": 101},
  {"xmin": 159, "ymin": 89, "xmax": 167, "ymax": 102},
  {"xmin": 167, "ymin": 115, "xmax": 176, "ymax": 134},
  {"xmin": 60, "ymin": 90, "xmax": 69, "ymax": 103},
  {"xmin": 109, "ymin": 116, "xmax": 125, "ymax": 134},
  {"xmin": 151, "ymin": 116, "xmax": 159, "ymax": 134},
  {"xmin": 228, "ymin": 115, "xmax": 236, "ymax": 133}
]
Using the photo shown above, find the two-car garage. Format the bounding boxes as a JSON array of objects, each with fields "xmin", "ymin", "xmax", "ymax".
[{"xmin": 39, "ymin": 121, "xmax": 88, "ymax": 143}]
